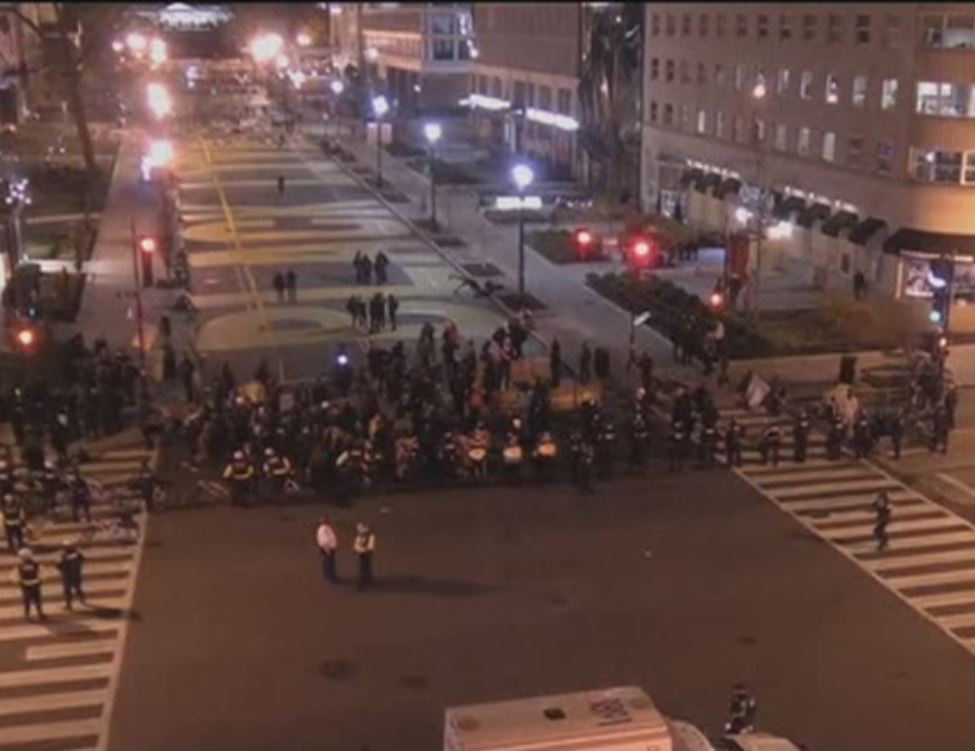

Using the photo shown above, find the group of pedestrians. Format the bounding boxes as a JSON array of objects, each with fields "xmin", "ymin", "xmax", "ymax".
[
  {"xmin": 315, "ymin": 517, "xmax": 376, "ymax": 591},
  {"xmin": 345, "ymin": 292, "xmax": 399, "ymax": 333},
  {"xmin": 9, "ymin": 543, "xmax": 87, "ymax": 621},
  {"xmin": 353, "ymin": 251, "xmax": 390, "ymax": 285},
  {"xmin": 272, "ymin": 269, "xmax": 298, "ymax": 303}
]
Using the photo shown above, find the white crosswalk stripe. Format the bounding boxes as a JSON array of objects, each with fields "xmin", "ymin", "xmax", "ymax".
[
  {"xmin": 718, "ymin": 404, "xmax": 975, "ymax": 656},
  {"xmin": 0, "ymin": 445, "xmax": 154, "ymax": 749}
]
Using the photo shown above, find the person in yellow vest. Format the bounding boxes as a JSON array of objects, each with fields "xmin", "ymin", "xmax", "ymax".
[
  {"xmin": 261, "ymin": 447, "xmax": 292, "ymax": 500},
  {"xmin": 11, "ymin": 548, "xmax": 45, "ymax": 621},
  {"xmin": 222, "ymin": 451, "xmax": 255, "ymax": 507},
  {"xmin": 353, "ymin": 523, "xmax": 376, "ymax": 591}
]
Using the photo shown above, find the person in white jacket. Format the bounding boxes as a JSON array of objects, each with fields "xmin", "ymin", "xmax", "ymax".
[{"xmin": 315, "ymin": 517, "xmax": 338, "ymax": 583}]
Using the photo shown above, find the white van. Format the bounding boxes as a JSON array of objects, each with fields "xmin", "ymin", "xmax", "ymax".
[{"xmin": 444, "ymin": 686, "xmax": 675, "ymax": 751}]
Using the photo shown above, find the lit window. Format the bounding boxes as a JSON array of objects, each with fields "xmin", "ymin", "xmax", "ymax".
[
  {"xmin": 924, "ymin": 14, "xmax": 975, "ymax": 49},
  {"xmin": 697, "ymin": 109, "xmax": 708, "ymax": 133},
  {"xmin": 912, "ymin": 147, "xmax": 962, "ymax": 183},
  {"xmin": 852, "ymin": 75, "xmax": 867, "ymax": 106},
  {"xmin": 855, "ymin": 14, "xmax": 871, "ymax": 44},
  {"xmin": 881, "ymin": 78, "xmax": 898, "ymax": 110},
  {"xmin": 822, "ymin": 131, "xmax": 836, "ymax": 162},
  {"xmin": 758, "ymin": 15, "xmax": 769, "ymax": 39},
  {"xmin": 798, "ymin": 127, "xmax": 811, "ymax": 156},
  {"xmin": 802, "ymin": 14, "xmax": 817, "ymax": 41},
  {"xmin": 847, "ymin": 136, "xmax": 864, "ymax": 168},
  {"xmin": 800, "ymin": 70, "xmax": 813, "ymax": 99},
  {"xmin": 915, "ymin": 81, "xmax": 975, "ymax": 117},
  {"xmin": 825, "ymin": 74, "xmax": 839, "ymax": 104},
  {"xmin": 779, "ymin": 14, "xmax": 792, "ymax": 41},
  {"xmin": 876, "ymin": 141, "xmax": 894, "ymax": 174},
  {"xmin": 736, "ymin": 14, "xmax": 747, "ymax": 37},
  {"xmin": 777, "ymin": 68, "xmax": 790, "ymax": 95},
  {"xmin": 680, "ymin": 105, "xmax": 690, "ymax": 130},
  {"xmin": 754, "ymin": 117, "xmax": 766, "ymax": 143},
  {"xmin": 827, "ymin": 14, "xmax": 843, "ymax": 43},
  {"xmin": 774, "ymin": 123, "xmax": 787, "ymax": 151}
]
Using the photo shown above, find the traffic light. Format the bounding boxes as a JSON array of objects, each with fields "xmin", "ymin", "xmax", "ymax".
[{"xmin": 138, "ymin": 235, "xmax": 156, "ymax": 287}]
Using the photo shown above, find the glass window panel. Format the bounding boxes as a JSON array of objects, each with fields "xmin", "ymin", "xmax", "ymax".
[
  {"xmin": 798, "ymin": 127, "xmax": 810, "ymax": 155},
  {"xmin": 822, "ymin": 131, "xmax": 836, "ymax": 162},
  {"xmin": 852, "ymin": 75, "xmax": 867, "ymax": 106}
]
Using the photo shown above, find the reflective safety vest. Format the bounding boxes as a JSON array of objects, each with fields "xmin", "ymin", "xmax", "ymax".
[
  {"xmin": 224, "ymin": 461, "xmax": 254, "ymax": 482},
  {"xmin": 1, "ymin": 503, "xmax": 24, "ymax": 528},
  {"xmin": 16, "ymin": 561, "xmax": 40, "ymax": 588},
  {"xmin": 265, "ymin": 457, "xmax": 291, "ymax": 478}
]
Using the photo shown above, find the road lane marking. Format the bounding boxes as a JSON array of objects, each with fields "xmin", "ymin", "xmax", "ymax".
[
  {"xmin": 936, "ymin": 472, "xmax": 975, "ymax": 507},
  {"xmin": 27, "ymin": 639, "xmax": 117, "ymax": 661},
  {"xmin": 0, "ymin": 718, "xmax": 101, "ymax": 745},
  {"xmin": 0, "ymin": 689, "xmax": 106, "ymax": 717}
]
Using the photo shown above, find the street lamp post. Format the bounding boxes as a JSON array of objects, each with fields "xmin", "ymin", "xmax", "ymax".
[
  {"xmin": 423, "ymin": 122, "xmax": 442, "ymax": 230},
  {"xmin": 511, "ymin": 163, "xmax": 535, "ymax": 302},
  {"xmin": 749, "ymin": 77, "xmax": 767, "ymax": 317},
  {"xmin": 371, "ymin": 95, "xmax": 389, "ymax": 189}
]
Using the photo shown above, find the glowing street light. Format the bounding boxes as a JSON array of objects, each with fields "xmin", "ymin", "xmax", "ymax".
[
  {"xmin": 511, "ymin": 163, "xmax": 535, "ymax": 300},
  {"xmin": 249, "ymin": 32, "xmax": 284, "ymax": 64},
  {"xmin": 146, "ymin": 82, "xmax": 172, "ymax": 120},
  {"xmin": 424, "ymin": 122, "xmax": 443, "ymax": 229}
]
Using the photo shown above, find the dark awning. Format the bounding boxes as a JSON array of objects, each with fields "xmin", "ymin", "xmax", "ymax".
[
  {"xmin": 773, "ymin": 195, "xmax": 805, "ymax": 220},
  {"xmin": 715, "ymin": 177, "xmax": 741, "ymax": 199},
  {"xmin": 679, "ymin": 167, "xmax": 704, "ymax": 187},
  {"xmin": 796, "ymin": 202, "xmax": 831, "ymax": 228},
  {"xmin": 821, "ymin": 210, "xmax": 859, "ymax": 238},
  {"xmin": 694, "ymin": 172, "xmax": 722, "ymax": 194},
  {"xmin": 848, "ymin": 217, "xmax": 887, "ymax": 246},
  {"xmin": 883, "ymin": 228, "xmax": 975, "ymax": 256}
]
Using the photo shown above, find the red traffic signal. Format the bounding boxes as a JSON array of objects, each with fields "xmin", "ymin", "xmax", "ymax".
[{"xmin": 138, "ymin": 236, "xmax": 158, "ymax": 254}]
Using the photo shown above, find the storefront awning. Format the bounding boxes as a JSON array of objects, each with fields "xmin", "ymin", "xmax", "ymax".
[
  {"xmin": 820, "ymin": 210, "xmax": 859, "ymax": 238},
  {"xmin": 693, "ymin": 172, "xmax": 722, "ymax": 194},
  {"xmin": 714, "ymin": 177, "xmax": 741, "ymax": 199},
  {"xmin": 796, "ymin": 202, "xmax": 831, "ymax": 228},
  {"xmin": 883, "ymin": 227, "xmax": 975, "ymax": 256},
  {"xmin": 772, "ymin": 195, "xmax": 806, "ymax": 220},
  {"xmin": 848, "ymin": 217, "xmax": 887, "ymax": 246},
  {"xmin": 679, "ymin": 167, "xmax": 704, "ymax": 187}
]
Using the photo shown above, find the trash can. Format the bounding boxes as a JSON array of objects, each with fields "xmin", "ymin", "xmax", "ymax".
[{"xmin": 838, "ymin": 355, "xmax": 857, "ymax": 385}]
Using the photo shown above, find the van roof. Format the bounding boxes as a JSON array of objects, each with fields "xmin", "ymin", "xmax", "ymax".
[{"xmin": 445, "ymin": 686, "xmax": 672, "ymax": 751}]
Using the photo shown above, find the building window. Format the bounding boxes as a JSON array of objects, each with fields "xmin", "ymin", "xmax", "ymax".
[
  {"xmin": 696, "ymin": 109, "xmax": 708, "ymax": 133},
  {"xmin": 915, "ymin": 81, "xmax": 975, "ymax": 117},
  {"xmin": 716, "ymin": 13, "xmax": 726, "ymax": 37},
  {"xmin": 798, "ymin": 127, "xmax": 811, "ymax": 156},
  {"xmin": 827, "ymin": 14, "xmax": 843, "ymax": 43},
  {"xmin": 493, "ymin": 77, "xmax": 503, "ymax": 97},
  {"xmin": 852, "ymin": 75, "xmax": 867, "ymax": 106},
  {"xmin": 884, "ymin": 14, "xmax": 901, "ymax": 47},
  {"xmin": 736, "ymin": 14, "xmax": 747, "ymax": 38},
  {"xmin": 757, "ymin": 15, "xmax": 769, "ymax": 39},
  {"xmin": 697, "ymin": 62, "xmax": 706, "ymax": 85},
  {"xmin": 800, "ymin": 70, "xmax": 813, "ymax": 99},
  {"xmin": 651, "ymin": 13, "xmax": 660, "ymax": 37},
  {"xmin": 682, "ymin": 13, "xmax": 691, "ymax": 36},
  {"xmin": 825, "ymin": 73, "xmax": 839, "ymax": 104},
  {"xmin": 802, "ymin": 14, "xmax": 817, "ymax": 42},
  {"xmin": 922, "ymin": 14, "xmax": 975, "ymax": 49},
  {"xmin": 650, "ymin": 58, "xmax": 659, "ymax": 80},
  {"xmin": 698, "ymin": 13, "xmax": 709, "ymax": 37},
  {"xmin": 680, "ymin": 105, "xmax": 690, "ymax": 131},
  {"xmin": 754, "ymin": 117, "xmax": 766, "ymax": 144},
  {"xmin": 881, "ymin": 78, "xmax": 898, "ymax": 110},
  {"xmin": 665, "ymin": 14, "xmax": 675, "ymax": 37},
  {"xmin": 716, "ymin": 111, "xmax": 726, "ymax": 138},
  {"xmin": 513, "ymin": 81, "xmax": 527, "ymax": 107},
  {"xmin": 557, "ymin": 88, "xmax": 572, "ymax": 115},
  {"xmin": 779, "ymin": 14, "xmax": 792, "ymax": 41},
  {"xmin": 714, "ymin": 63, "xmax": 726, "ymax": 87},
  {"xmin": 774, "ymin": 124, "xmax": 787, "ymax": 151},
  {"xmin": 912, "ymin": 147, "xmax": 963, "ymax": 183},
  {"xmin": 539, "ymin": 85, "xmax": 552, "ymax": 110},
  {"xmin": 679, "ymin": 61, "xmax": 689, "ymax": 84},
  {"xmin": 663, "ymin": 103, "xmax": 674, "ymax": 125},
  {"xmin": 855, "ymin": 14, "xmax": 871, "ymax": 44},
  {"xmin": 777, "ymin": 68, "xmax": 790, "ymax": 95},
  {"xmin": 733, "ymin": 114, "xmax": 744, "ymax": 143},
  {"xmin": 735, "ymin": 64, "xmax": 745, "ymax": 91},
  {"xmin": 847, "ymin": 136, "xmax": 864, "ymax": 168},
  {"xmin": 822, "ymin": 131, "xmax": 836, "ymax": 162},
  {"xmin": 665, "ymin": 59, "xmax": 674, "ymax": 82},
  {"xmin": 876, "ymin": 140, "xmax": 894, "ymax": 174},
  {"xmin": 649, "ymin": 101, "xmax": 658, "ymax": 123},
  {"xmin": 432, "ymin": 37, "xmax": 455, "ymax": 60},
  {"xmin": 525, "ymin": 83, "xmax": 535, "ymax": 108}
]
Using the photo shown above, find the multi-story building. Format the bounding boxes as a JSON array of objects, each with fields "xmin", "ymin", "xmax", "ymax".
[
  {"xmin": 466, "ymin": 2, "xmax": 584, "ymax": 181},
  {"xmin": 359, "ymin": 2, "xmax": 474, "ymax": 115},
  {"xmin": 642, "ymin": 3, "xmax": 975, "ymax": 324},
  {"xmin": 0, "ymin": 4, "xmax": 45, "ymax": 127}
]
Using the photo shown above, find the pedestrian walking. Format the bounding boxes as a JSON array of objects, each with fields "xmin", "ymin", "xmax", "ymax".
[
  {"xmin": 346, "ymin": 295, "xmax": 360, "ymax": 328},
  {"xmin": 315, "ymin": 517, "xmax": 338, "ymax": 583},
  {"xmin": 387, "ymin": 293, "xmax": 399, "ymax": 331},
  {"xmin": 285, "ymin": 268, "xmax": 297, "ymax": 303},
  {"xmin": 2, "ymin": 494, "xmax": 26, "ymax": 552},
  {"xmin": 761, "ymin": 423, "xmax": 781, "ymax": 466},
  {"xmin": 12, "ymin": 548, "xmax": 45, "ymax": 621},
  {"xmin": 369, "ymin": 292, "xmax": 386, "ymax": 333},
  {"xmin": 277, "ymin": 174, "xmax": 285, "ymax": 195},
  {"xmin": 873, "ymin": 491, "xmax": 891, "ymax": 551},
  {"xmin": 353, "ymin": 522, "xmax": 376, "ymax": 591},
  {"xmin": 579, "ymin": 342, "xmax": 592, "ymax": 385},
  {"xmin": 725, "ymin": 419, "xmax": 744, "ymax": 467},
  {"xmin": 374, "ymin": 251, "xmax": 389, "ymax": 284},
  {"xmin": 273, "ymin": 271, "xmax": 286, "ymax": 302},
  {"xmin": 56, "ymin": 542, "xmax": 85, "ymax": 610}
]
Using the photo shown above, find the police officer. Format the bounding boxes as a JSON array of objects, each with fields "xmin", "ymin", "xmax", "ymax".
[
  {"xmin": 761, "ymin": 423, "xmax": 781, "ymax": 466},
  {"xmin": 56, "ymin": 541, "xmax": 85, "ymax": 610},
  {"xmin": 826, "ymin": 416, "xmax": 845, "ymax": 461},
  {"xmin": 262, "ymin": 447, "xmax": 293, "ymax": 498},
  {"xmin": 873, "ymin": 490, "xmax": 891, "ymax": 551},
  {"xmin": 223, "ymin": 450, "xmax": 255, "ymax": 507},
  {"xmin": 11, "ymin": 548, "xmax": 45, "ymax": 621},
  {"xmin": 628, "ymin": 413, "xmax": 650, "ymax": 468},
  {"xmin": 699, "ymin": 419, "xmax": 718, "ymax": 468},
  {"xmin": 353, "ymin": 522, "xmax": 376, "ymax": 591},
  {"xmin": 793, "ymin": 410, "xmax": 810, "ymax": 463},
  {"xmin": 724, "ymin": 419, "xmax": 744, "ymax": 468},
  {"xmin": 2, "ymin": 494, "xmax": 26, "ymax": 552},
  {"xmin": 668, "ymin": 419, "xmax": 686, "ymax": 472}
]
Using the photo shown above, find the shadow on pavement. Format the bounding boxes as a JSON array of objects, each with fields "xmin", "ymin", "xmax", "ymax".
[{"xmin": 371, "ymin": 575, "xmax": 494, "ymax": 598}]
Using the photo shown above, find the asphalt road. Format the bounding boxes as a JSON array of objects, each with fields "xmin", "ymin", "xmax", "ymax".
[{"xmin": 109, "ymin": 468, "xmax": 975, "ymax": 751}]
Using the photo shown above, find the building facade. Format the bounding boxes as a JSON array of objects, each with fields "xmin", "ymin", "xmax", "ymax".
[
  {"xmin": 467, "ymin": 2, "xmax": 583, "ymax": 181},
  {"xmin": 641, "ymin": 3, "xmax": 975, "ymax": 322},
  {"xmin": 359, "ymin": 2, "xmax": 474, "ymax": 115}
]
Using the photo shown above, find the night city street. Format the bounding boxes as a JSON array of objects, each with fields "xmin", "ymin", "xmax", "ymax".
[{"xmin": 3, "ymin": 3, "xmax": 975, "ymax": 751}]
